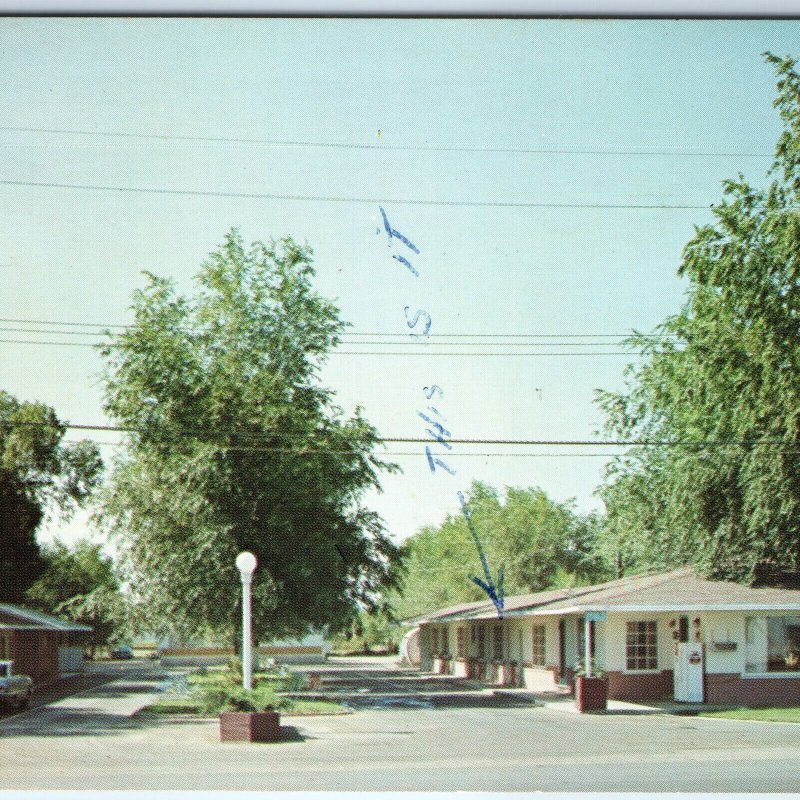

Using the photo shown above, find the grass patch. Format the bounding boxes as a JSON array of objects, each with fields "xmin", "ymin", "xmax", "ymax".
[
  {"xmin": 145, "ymin": 697, "xmax": 202, "ymax": 714},
  {"xmin": 144, "ymin": 697, "xmax": 347, "ymax": 717},
  {"xmin": 698, "ymin": 706, "xmax": 800, "ymax": 723},
  {"xmin": 151, "ymin": 666, "xmax": 343, "ymax": 717},
  {"xmin": 186, "ymin": 669, "xmax": 295, "ymax": 692},
  {"xmin": 281, "ymin": 699, "xmax": 351, "ymax": 716}
]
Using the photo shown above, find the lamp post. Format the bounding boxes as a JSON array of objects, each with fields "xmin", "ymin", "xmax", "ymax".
[{"xmin": 235, "ymin": 551, "xmax": 257, "ymax": 691}]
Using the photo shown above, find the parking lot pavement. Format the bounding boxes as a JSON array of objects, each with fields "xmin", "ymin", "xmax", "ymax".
[{"xmin": 2, "ymin": 656, "xmax": 800, "ymax": 791}]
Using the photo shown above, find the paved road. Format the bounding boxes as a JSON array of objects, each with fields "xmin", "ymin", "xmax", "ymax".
[{"xmin": 2, "ymin": 656, "xmax": 799, "ymax": 791}]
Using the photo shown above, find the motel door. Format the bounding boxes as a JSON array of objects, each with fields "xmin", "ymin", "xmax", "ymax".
[{"xmin": 673, "ymin": 642, "xmax": 704, "ymax": 702}]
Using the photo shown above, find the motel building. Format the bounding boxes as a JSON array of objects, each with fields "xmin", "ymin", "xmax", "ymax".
[{"xmin": 412, "ymin": 568, "xmax": 800, "ymax": 706}]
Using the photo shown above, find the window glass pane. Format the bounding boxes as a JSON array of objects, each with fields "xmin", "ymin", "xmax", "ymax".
[{"xmin": 625, "ymin": 620, "xmax": 657, "ymax": 671}]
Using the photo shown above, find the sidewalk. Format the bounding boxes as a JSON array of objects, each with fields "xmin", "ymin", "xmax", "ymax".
[
  {"xmin": 494, "ymin": 687, "xmax": 735, "ymax": 716},
  {"xmin": 0, "ymin": 667, "xmax": 176, "ymax": 737}
]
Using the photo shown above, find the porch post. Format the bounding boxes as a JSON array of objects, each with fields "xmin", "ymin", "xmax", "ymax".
[{"xmin": 584, "ymin": 617, "xmax": 592, "ymax": 678}]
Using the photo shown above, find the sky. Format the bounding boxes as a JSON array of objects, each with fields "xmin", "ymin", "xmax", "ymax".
[{"xmin": 1, "ymin": 18, "xmax": 798, "ymax": 552}]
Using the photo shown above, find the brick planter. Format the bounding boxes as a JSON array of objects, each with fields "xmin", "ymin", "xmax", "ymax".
[
  {"xmin": 575, "ymin": 676, "xmax": 608, "ymax": 713},
  {"xmin": 219, "ymin": 711, "xmax": 281, "ymax": 742}
]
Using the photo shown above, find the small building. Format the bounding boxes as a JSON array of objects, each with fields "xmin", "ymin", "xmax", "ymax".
[
  {"xmin": 0, "ymin": 604, "xmax": 92, "ymax": 683},
  {"xmin": 158, "ymin": 631, "xmax": 331, "ymax": 666},
  {"xmin": 413, "ymin": 568, "xmax": 800, "ymax": 706}
]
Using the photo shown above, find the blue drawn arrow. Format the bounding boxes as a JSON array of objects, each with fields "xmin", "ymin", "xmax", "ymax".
[{"xmin": 457, "ymin": 490, "xmax": 505, "ymax": 619}]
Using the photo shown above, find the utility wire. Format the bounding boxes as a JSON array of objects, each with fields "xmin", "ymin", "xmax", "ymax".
[
  {"xmin": 0, "ymin": 317, "xmax": 679, "ymax": 339},
  {"xmin": 0, "ymin": 179, "xmax": 712, "ymax": 210},
  {"xmin": 0, "ymin": 125, "xmax": 775, "ymax": 157},
  {"xmin": 0, "ymin": 338, "xmax": 643, "ymax": 355},
  {"xmin": 0, "ymin": 326, "xmax": 679, "ymax": 347},
  {"xmin": 83, "ymin": 440, "xmax": 635, "ymax": 457},
  {"xmin": 5, "ymin": 419, "xmax": 799, "ymax": 449},
  {"xmin": 0, "ymin": 317, "xmax": 680, "ymax": 339}
]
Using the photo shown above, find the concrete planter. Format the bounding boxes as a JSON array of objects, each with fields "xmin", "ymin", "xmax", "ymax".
[
  {"xmin": 453, "ymin": 659, "xmax": 469, "ymax": 678},
  {"xmin": 219, "ymin": 710, "xmax": 281, "ymax": 742},
  {"xmin": 575, "ymin": 676, "xmax": 607, "ymax": 713}
]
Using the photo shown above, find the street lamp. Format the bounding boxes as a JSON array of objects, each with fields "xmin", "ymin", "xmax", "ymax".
[{"xmin": 235, "ymin": 551, "xmax": 257, "ymax": 691}]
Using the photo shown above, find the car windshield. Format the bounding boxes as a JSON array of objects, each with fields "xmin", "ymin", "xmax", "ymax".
[{"xmin": 0, "ymin": 663, "xmax": 9, "ymax": 677}]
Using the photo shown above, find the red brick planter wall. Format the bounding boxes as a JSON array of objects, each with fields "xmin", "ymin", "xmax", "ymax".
[
  {"xmin": 575, "ymin": 676, "xmax": 607, "ymax": 712},
  {"xmin": 706, "ymin": 673, "xmax": 800, "ymax": 706},
  {"xmin": 219, "ymin": 711, "xmax": 281, "ymax": 742},
  {"xmin": 606, "ymin": 670, "xmax": 674, "ymax": 702}
]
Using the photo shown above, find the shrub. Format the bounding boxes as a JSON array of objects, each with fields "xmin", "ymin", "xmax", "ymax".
[
  {"xmin": 191, "ymin": 682, "xmax": 294, "ymax": 715},
  {"xmin": 228, "ymin": 656, "xmax": 243, "ymax": 678},
  {"xmin": 285, "ymin": 672, "xmax": 306, "ymax": 692}
]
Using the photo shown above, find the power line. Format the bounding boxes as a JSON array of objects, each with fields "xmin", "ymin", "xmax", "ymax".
[
  {"xmin": 0, "ymin": 338, "xmax": 644, "ymax": 355},
  {"xmin": 7, "ymin": 419, "xmax": 800, "ymax": 449},
  {"xmin": 0, "ymin": 125, "xmax": 775, "ymax": 158},
  {"xmin": 0, "ymin": 179, "xmax": 712, "ymax": 210},
  {"xmin": 0, "ymin": 317, "xmax": 680, "ymax": 341},
  {"xmin": 83, "ymin": 440, "xmax": 633, "ymax": 457},
  {"xmin": 0, "ymin": 326, "xmax": 678, "ymax": 347}
]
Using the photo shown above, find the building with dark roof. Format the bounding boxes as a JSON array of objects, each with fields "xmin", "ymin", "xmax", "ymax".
[{"xmin": 0, "ymin": 604, "xmax": 92, "ymax": 683}]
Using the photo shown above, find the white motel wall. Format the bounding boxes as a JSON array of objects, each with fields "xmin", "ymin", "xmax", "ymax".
[{"xmin": 414, "ymin": 569, "xmax": 800, "ymax": 706}]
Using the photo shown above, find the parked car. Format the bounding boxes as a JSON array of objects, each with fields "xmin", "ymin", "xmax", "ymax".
[
  {"xmin": 0, "ymin": 661, "xmax": 32, "ymax": 710},
  {"xmin": 109, "ymin": 644, "xmax": 134, "ymax": 660}
]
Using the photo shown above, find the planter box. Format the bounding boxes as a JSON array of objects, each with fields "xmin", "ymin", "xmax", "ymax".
[
  {"xmin": 575, "ymin": 676, "xmax": 607, "ymax": 713},
  {"xmin": 453, "ymin": 659, "xmax": 469, "ymax": 678},
  {"xmin": 219, "ymin": 711, "xmax": 281, "ymax": 742}
]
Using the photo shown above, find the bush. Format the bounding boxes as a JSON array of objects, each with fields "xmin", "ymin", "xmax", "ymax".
[{"xmin": 191, "ymin": 682, "xmax": 294, "ymax": 715}]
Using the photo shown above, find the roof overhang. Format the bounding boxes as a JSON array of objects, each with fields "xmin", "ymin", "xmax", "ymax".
[{"xmin": 499, "ymin": 603, "xmax": 800, "ymax": 617}]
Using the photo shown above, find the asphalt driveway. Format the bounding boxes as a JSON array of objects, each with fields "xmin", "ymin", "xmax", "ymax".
[{"xmin": 2, "ymin": 656, "xmax": 800, "ymax": 791}]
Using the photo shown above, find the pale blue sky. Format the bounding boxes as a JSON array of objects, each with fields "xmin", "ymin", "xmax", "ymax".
[{"xmin": 0, "ymin": 18, "xmax": 798, "ymax": 548}]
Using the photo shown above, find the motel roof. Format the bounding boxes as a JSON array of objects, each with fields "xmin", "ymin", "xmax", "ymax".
[
  {"xmin": 0, "ymin": 603, "xmax": 93, "ymax": 632},
  {"xmin": 411, "ymin": 568, "xmax": 800, "ymax": 624}
]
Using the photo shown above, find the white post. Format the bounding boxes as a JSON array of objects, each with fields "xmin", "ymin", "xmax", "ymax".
[
  {"xmin": 584, "ymin": 617, "xmax": 592, "ymax": 679},
  {"xmin": 236, "ymin": 551, "xmax": 257, "ymax": 692},
  {"xmin": 241, "ymin": 573, "xmax": 253, "ymax": 690}
]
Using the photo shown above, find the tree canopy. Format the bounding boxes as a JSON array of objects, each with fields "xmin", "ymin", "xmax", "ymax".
[
  {"xmin": 99, "ymin": 231, "xmax": 399, "ymax": 643},
  {"xmin": 595, "ymin": 53, "xmax": 800, "ymax": 583},
  {"xmin": 0, "ymin": 391, "xmax": 102, "ymax": 603},
  {"xmin": 26, "ymin": 539, "xmax": 128, "ymax": 656},
  {"xmin": 391, "ymin": 481, "xmax": 607, "ymax": 620}
]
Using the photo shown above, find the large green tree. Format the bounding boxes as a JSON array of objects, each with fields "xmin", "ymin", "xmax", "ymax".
[
  {"xmin": 595, "ymin": 53, "xmax": 800, "ymax": 583},
  {"xmin": 99, "ymin": 231, "xmax": 399, "ymax": 643},
  {"xmin": 0, "ymin": 392, "xmax": 102, "ymax": 603},
  {"xmin": 392, "ymin": 481, "xmax": 607, "ymax": 620},
  {"xmin": 26, "ymin": 539, "xmax": 128, "ymax": 656}
]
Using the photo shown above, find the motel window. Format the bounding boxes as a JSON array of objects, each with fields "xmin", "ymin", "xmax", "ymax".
[
  {"xmin": 456, "ymin": 627, "xmax": 467, "ymax": 658},
  {"xmin": 440, "ymin": 627, "xmax": 449, "ymax": 656},
  {"xmin": 492, "ymin": 626, "xmax": 504, "ymax": 661},
  {"xmin": 430, "ymin": 628, "xmax": 439, "ymax": 655},
  {"xmin": 532, "ymin": 624, "xmax": 546, "ymax": 666},
  {"xmin": 626, "ymin": 620, "xmax": 657, "ymax": 670},
  {"xmin": 745, "ymin": 616, "xmax": 800, "ymax": 673}
]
